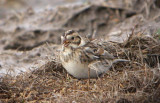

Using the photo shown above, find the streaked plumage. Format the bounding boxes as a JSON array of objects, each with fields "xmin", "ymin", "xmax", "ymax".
[{"xmin": 60, "ymin": 30, "xmax": 128, "ymax": 79}]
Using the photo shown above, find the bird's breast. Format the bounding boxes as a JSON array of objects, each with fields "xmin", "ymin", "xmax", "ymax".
[{"xmin": 60, "ymin": 50, "xmax": 99, "ymax": 79}]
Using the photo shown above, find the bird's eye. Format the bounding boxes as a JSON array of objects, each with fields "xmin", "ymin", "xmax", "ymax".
[{"xmin": 71, "ymin": 37, "xmax": 74, "ymax": 40}]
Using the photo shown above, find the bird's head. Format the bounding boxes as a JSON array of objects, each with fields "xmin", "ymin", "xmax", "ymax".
[{"xmin": 61, "ymin": 30, "xmax": 83, "ymax": 48}]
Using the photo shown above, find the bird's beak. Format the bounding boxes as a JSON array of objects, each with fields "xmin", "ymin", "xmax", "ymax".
[{"xmin": 63, "ymin": 39, "xmax": 70, "ymax": 47}]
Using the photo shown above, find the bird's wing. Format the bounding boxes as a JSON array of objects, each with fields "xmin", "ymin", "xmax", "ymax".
[
  {"xmin": 82, "ymin": 42, "xmax": 115, "ymax": 61},
  {"xmin": 78, "ymin": 42, "xmax": 115, "ymax": 72},
  {"xmin": 88, "ymin": 61, "xmax": 112, "ymax": 73},
  {"xmin": 80, "ymin": 41, "xmax": 129, "ymax": 73}
]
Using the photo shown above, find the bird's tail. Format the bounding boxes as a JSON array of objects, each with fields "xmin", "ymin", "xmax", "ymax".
[{"xmin": 112, "ymin": 59, "xmax": 130, "ymax": 64}]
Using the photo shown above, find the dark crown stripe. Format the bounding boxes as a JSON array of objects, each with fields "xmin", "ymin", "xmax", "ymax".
[{"xmin": 65, "ymin": 30, "xmax": 76, "ymax": 35}]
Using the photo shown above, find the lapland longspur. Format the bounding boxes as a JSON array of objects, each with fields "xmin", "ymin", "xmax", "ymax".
[{"xmin": 60, "ymin": 30, "xmax": 128, "ymax": 79}]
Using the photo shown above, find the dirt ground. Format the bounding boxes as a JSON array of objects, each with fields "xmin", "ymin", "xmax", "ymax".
[{"xmin": 0, "ymin": 0, "xmax": 160, "ymax": 103}]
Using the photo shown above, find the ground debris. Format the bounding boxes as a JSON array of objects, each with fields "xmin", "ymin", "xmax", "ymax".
[{"xmin": 0, "ymin": 0, "xmax": 160, "ymax": 103}]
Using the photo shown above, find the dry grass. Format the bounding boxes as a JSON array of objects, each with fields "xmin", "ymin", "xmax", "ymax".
[{"xmin": 0, "ymin": 32, "xmax": 160, "ymax": 103}]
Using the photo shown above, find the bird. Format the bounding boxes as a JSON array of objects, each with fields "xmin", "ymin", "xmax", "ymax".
[{"xmin": 60, "ymin": 30, "xmax": 129, "ymax": 79}]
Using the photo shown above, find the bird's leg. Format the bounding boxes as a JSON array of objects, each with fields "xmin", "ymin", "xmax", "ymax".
[{"xmin": 88, "ymin": 67, "xmax": 90, "ymax": 90}]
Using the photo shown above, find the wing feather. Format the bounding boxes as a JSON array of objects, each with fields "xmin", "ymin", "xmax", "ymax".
[{"xmin": 79, "ymin": 41, "xmax": 129, "ymax": 73}]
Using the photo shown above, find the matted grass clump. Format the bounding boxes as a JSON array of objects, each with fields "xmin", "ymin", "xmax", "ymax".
[{"xmin": 0, "ymin": 32, "xmax": 160, "ymax": 103}]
